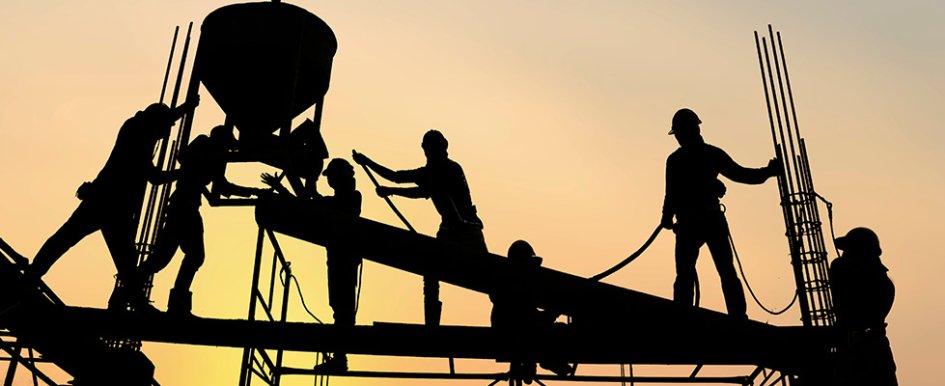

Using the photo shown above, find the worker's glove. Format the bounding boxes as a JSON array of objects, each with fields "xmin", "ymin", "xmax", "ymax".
[
  {"xmin": 660, "ymin": 213, "xmax": 675, "ymax": 230},
  {"xmin": 713, "ymin": 179, "xmax": 727, "ymax": 198},
  {"xmin": 766, "ymin": 157, "xmax": 783, "ymax": 177},
  {"xmin": 351, "ymin": 150, "xmax": 369, "ymax": 166},
  {"xmin": 376, "ymin": 186, "xmax": 393, "ymax": 197}
]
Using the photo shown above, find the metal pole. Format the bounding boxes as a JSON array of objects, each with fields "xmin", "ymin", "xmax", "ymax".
[
  {"xmin": 756, "ymin": 31, "xmax": 811, "ymax": 326},
  {"xmin": 159, "ymin": 26, "xmax": 180, "ymax": 104}
]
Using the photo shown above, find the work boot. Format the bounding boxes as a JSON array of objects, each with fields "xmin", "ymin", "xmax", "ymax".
[
  {"xmin": 313, "ymin": 354, "xmax": 348, "ymax": 375},
  {"xmin": 167, "ymin": 288, "xmax": 193, "ymax": 317},
  {"xmin": 424, "ymin": 300, "xmax": 442, "ymax": 327},
  {"xmin": 540, "ymin": 361, "xmax": 573, "ymax": 377}
]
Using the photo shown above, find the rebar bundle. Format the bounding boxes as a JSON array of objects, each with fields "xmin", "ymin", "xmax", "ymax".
[{"xmin": 754, "ymin": 26, "xmax": 835, "ymax": 327}]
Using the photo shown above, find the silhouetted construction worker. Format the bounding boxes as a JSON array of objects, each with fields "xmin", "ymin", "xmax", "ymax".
[
  {"xmin": 352, "ymin": 129, "xmax": 486, "ymax": 326},
  {"xmin": 311, "ymin": 158, "xmax": 363, "ymax": 374},
  {"xmin": 139, "ymin": 125, "xmax": 269, "ymax": 316},
  {"xmin": 661, "ymin": 108, "xmax": 779, "ymax": 318},
  {"xmin": 26, "ymin": 98, "xmax": 198, "ymax": 309},
  {"xmin": 254, "ymin": 119, "xmax": 329, "ymax": 199},
  {"xmin": 490, "ymin": 240, "xmax": 572, "ymax": 383},
  {"xmin": 830, "ymin": 227, "xmax": 897, "ymax": 386}
]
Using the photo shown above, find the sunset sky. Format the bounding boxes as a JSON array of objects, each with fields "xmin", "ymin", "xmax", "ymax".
[{"xmin": 1, "ymin": 1, "xmax": 943, "ymax": 385}]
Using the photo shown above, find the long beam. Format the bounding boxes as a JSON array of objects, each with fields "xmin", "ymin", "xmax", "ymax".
[
  {"xmin": 41, "ymin": 307, "xmax": 829, "ymax": 370},
  {"xmin": 255, "ymin": 198, "xmax": 834, "ymax": 372}
]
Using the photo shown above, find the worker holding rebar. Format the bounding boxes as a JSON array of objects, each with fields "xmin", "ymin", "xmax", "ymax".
[
  {"xmin": 352, "ymin": 129, "xmax": 487, "ymax": 326},
  {"xmin": 138, "ymin": 124, "xmax": 269, "ymax": 316},
  {"xmin": 26, "ymin": 98, "xmax": 197, "ymax": 310},
  {"xmin": 829, "ymin": 227, "xmax": 898, "ymax": 386},
  {"xmin": 661, "ymin": 108, "xmax": 780, "ymax": 319}
]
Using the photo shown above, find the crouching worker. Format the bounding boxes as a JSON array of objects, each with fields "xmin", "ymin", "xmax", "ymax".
[
  {"xmin": 139, "ymin": 125, "xmax": 270, "ymax": 316},
  {"xmin": 263, "ymin": 158, "xmax": 362, "ymax": 374},
  {"xmin": 490, "ymin": 240, "xmax": 572, "ymax": 384}
]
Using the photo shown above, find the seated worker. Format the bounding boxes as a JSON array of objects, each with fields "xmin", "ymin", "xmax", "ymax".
[
  {"xmin": 138, "ymin": 125, "xmax": 270, "ymax": 315},
  {"xmin": 490, "ymin": 240, "xmax": 572, "ymax": 383},
  {"xmin": 830, "ymin": 227, "xmax": 898, "ymax": 386},
  {"xmin": 263, "ymin": 158, "xmax": 362, "ymax": 374}
]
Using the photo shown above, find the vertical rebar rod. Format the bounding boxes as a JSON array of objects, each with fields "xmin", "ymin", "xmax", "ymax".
[
  {"xmin": 770, "ymin": 26, "xmax": 826, "ymax": 325},
  {"xmin": 159, "ymin": 26, "xmax": 180, "ymax": 104},
  {"xmin": 779, "ymin": 30, "xmax": 835, "ymax": 325},
  {"xmin": 757, "ymin": 32, "xmax": 812, "ymax": 325}
]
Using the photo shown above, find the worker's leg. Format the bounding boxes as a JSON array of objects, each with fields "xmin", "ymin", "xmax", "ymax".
[
  {"xmin": 29, "ymin": 201, "xmax": 101, "ymax": 277},
  {"xmin": 327, "ymin": 256, "xmax": 359, "ymax": 327},
  {"xmin": 168, "ymin": 209, "xmax": 204, "ymax": 315},
  {"xmin": 100, "ymin": 208, "xmax": 150, "ymax": 310},
  {"xmin": 705, "ymin": 215, "xmax": 746, "ymax": 318},
  {"xmin": 673, "ymin": 226, "xmax": 702, "ymax": 307},
  {"xmin": 324, "ymin": 255, "xmax": 360, "ymax": 372}
]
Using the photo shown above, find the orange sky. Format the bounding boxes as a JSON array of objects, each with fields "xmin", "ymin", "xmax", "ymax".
[{"xmin": 1, "ymin": 1, "xmax": 943, "ymax": 385}]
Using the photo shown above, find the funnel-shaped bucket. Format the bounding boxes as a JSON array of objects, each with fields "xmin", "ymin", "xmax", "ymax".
[{"xmin": 197, "ymin": 2, "xmax": 337, "ymax": 136}]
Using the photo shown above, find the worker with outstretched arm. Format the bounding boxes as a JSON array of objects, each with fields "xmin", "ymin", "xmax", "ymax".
[{"xmin": 661, "ymin": 108, "xmax": 780, "ymax": 319}]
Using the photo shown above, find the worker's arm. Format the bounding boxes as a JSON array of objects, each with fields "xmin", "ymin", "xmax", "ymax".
[
  {"xmin": 377, "ymin": 186, "xmax": 428, "ymax": 199},
  {"xmin": 214, "ymin": 177, "xmax": 270, "ymax": 198},
  {"xmin": 146, "ymin": 166, "xmax": 179, "ymax": 185},
  {"xmin": 716, "ymin": 147, "xmax": 779, "ymax": 185},
  {"xmin": 352, "ymin": 150, "xmax": 414, "ymax": 184},
  {"xmin": 661, "ymin": 157, "xmax": 677, "ymax": 229}
]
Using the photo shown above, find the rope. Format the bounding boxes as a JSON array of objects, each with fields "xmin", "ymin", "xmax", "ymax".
[
  {"xmin": 724, "ymin": 215, "xmax": 797, "ymax": 315},
  {"xmin": 814, "ymin": 193, "xmax": 840, "ymax": 257},
  {"xmin": 280, "ymin": 265, "xmax": 324, "ymax": 324},
  {"xmin": 591, "ymin": 225, "xmax": 663, "ymax": 281}
]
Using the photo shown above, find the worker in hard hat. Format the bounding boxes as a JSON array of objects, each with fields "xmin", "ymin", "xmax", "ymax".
[
  {"xmin": 490, "ymin": 240, "xmax": 573, "ymax": 383},
  {"xmin": 313, "ymin": 158, "xmax": 363, "ymax": 374},
  {"xmin": 829, "ymin": 227, "xmax": 897, "ymax": 386},
  {"xmin": 661, "ymin": 108, "xmax": 780, "ymax": 318},
  {"xmin": 139, "ymin": 124, "xmax": 270, "ymax": 316},
  {"xmin": 352, "ymin": 129, "xmax": 487, "ymax": 326},
  {"xmin": 26, "ymin": 97, "xmax": 198, "ymax": 310}
]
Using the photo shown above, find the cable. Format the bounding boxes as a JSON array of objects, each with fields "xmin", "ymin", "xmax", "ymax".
[
  {"xmin": 814, "ymin": 193, "xmax": 840, "ymax": 257},
  {"xmin": 727, "ymin": 227, "xmax": 797, "ymax": 316},
  {"xmin": 591, "ymin": 225, "xmax": 663, "ymax": 281},
  {"xmin": 280, "ymin": 265, "xmax": 324, "ymax": 324}
]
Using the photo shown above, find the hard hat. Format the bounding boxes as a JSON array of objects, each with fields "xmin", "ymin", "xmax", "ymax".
[
  {"xmin": 835, "ymin": 227, "xmax": 882, "ymax": 256},
  {"xmin": 143, "ymin": 103, "xmax": 176, "ymax": 125},
  {"xmin": 508, "ymin": 240, "xmax": 543, "ymax": 266},
  {"xmin": 322, "ymin": 158, "xmax": 354, "ymax": 178},
  {"xmin": 669, "ymin": 108, "xmax": 701, "ymax": 135},
  {"xmin": 422, "ymin": 129, "xmax": 448, "ymax": 150}
]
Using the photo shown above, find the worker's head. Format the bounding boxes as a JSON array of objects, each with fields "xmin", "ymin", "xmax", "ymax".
[
  {"xmin": 836, "ymin": 227, "xmax": 882, "ymax": 257},
  {"xmin": 322, "ymin": 158, "xmax": 356, "ymax": 191},
  {"xmin": 210, "ymin": 124, "xmax": 238, "ymax": 150},
  {"xmin": 669, "ymin": 108, "xmax": 702, "ymax": 146},
  {"xmin": 422, "ymin": 130, "xmax": 449, "ymax": 161},
  {"xmin": 507, "ymin": 240, "xmax": 543, "ymax": 267},
  {"xmin": 142, "ymin": 103, "xmax": 177, "ymax": 139}
]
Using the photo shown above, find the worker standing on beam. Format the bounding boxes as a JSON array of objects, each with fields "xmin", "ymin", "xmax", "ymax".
[
  {"xmin": 829, "ymin": 227, "xmax": 898, "ymax": 386},
  {"xmin": 661, "ymin": 108, "xmax": 779, "ymax": 319},
  {"xmin": 26, "ymin": 98, "xmax": 197, "ymax": 310},
  {"xmin": 138, "ymin": 125, "xmax": 270, "ymax": 316},
  {"xmin": 352, "ymin": 129, "xmax": 487, "ymax": 326}
]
